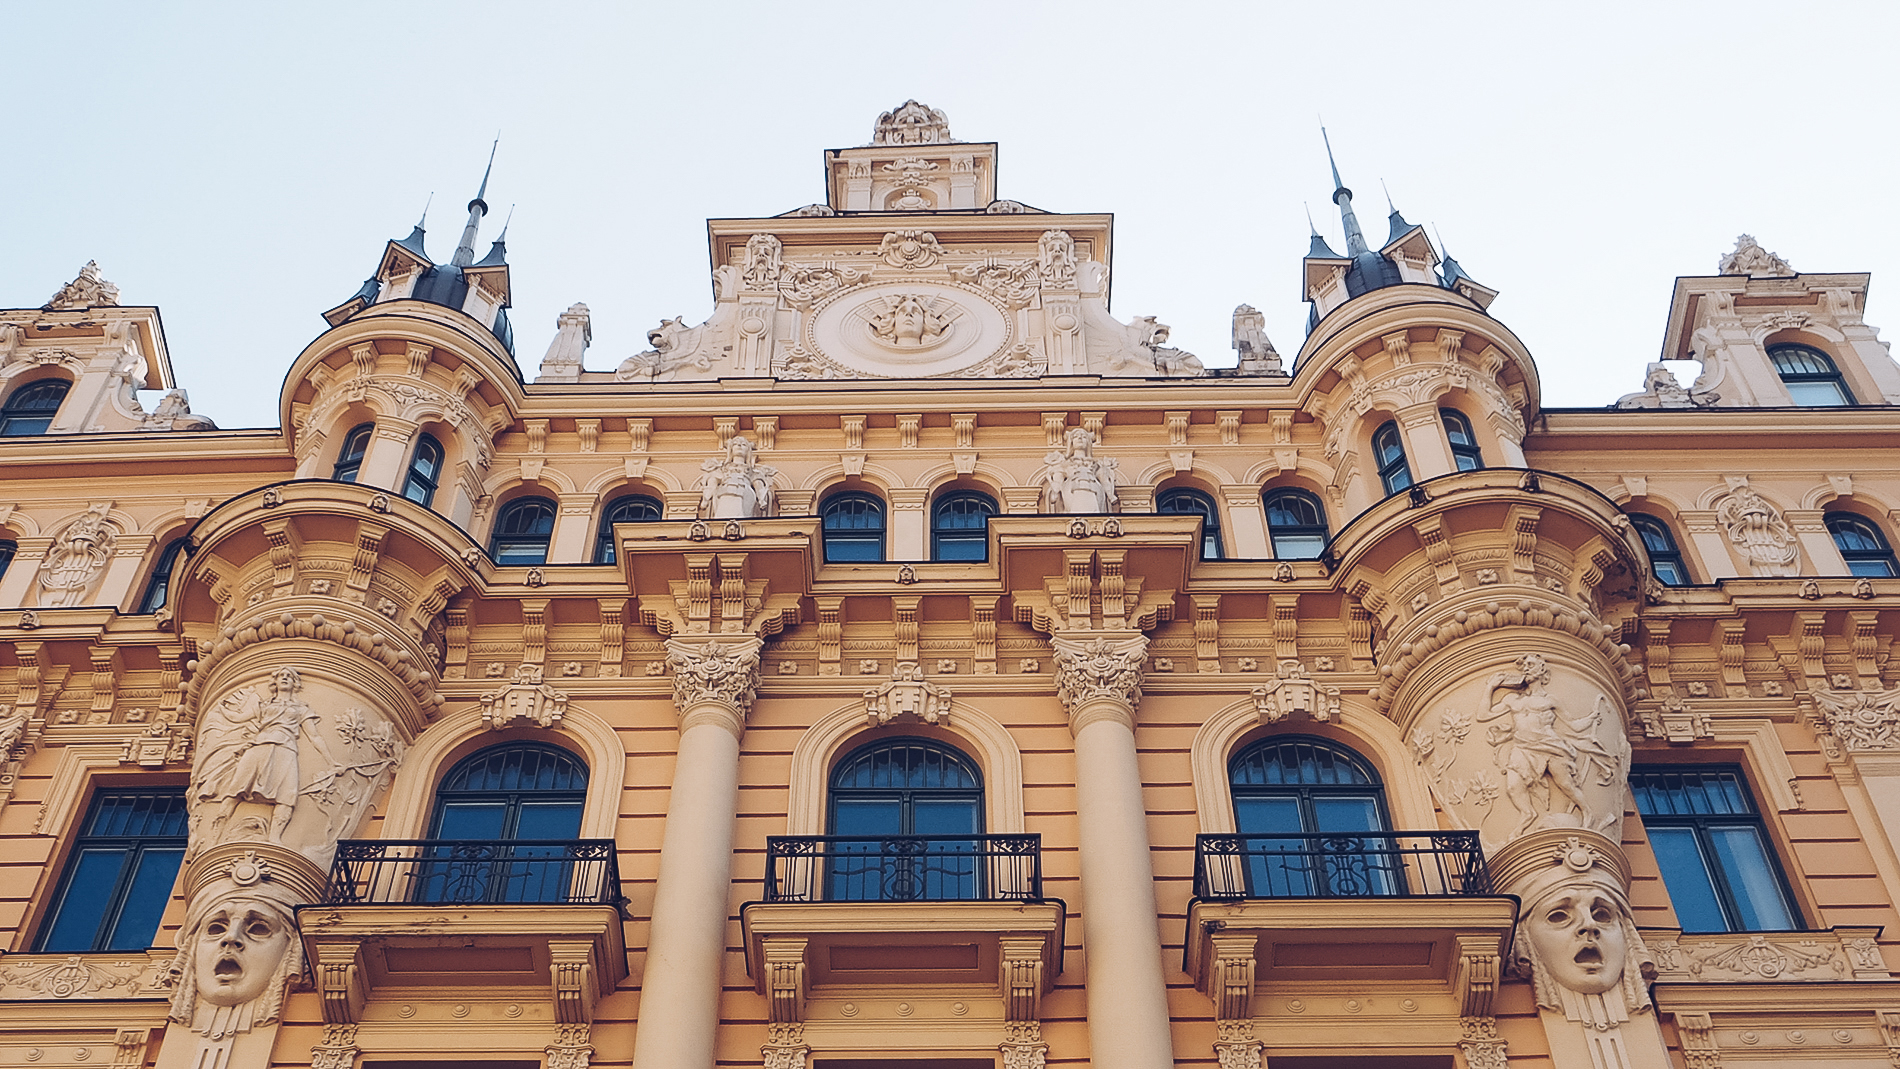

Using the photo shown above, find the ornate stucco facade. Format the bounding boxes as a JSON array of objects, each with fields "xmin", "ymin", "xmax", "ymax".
[{"xmin": 2, "ymin": 102, "xmax": 1899, "ymax": 1069}]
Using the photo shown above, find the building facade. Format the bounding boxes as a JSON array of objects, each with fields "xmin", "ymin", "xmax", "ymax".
[{"xmin": 1, "ymin": 101, "xmax": 1898, "ymax": 1069}]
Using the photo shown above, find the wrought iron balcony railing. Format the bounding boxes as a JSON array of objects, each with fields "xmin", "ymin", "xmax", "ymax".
[
  {"xmin": 326, "ymin": 839, "xmax": 623, "ymax": 908},
  {"xmin": 763, "ymin": 834, "xmax": 1043, "ymax": 903},
  {"xmin": 1193, "ymin": 831, "xmax": 1491, "ymax": 900}
]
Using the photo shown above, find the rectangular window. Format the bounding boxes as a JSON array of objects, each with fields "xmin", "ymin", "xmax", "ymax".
[
  {"xmin": 1630, "ymin": 767, "xmax": 1797, "ymax": 933},
  {"xmin": 36, "ymin": 789, "xmax": 188, "ymax": 952}
]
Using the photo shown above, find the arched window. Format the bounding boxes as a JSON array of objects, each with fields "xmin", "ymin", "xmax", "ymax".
[
  {"xmin": 0, "ymin": 540, "xmax": 15, "ymax": 581},
  {"xmin": 0, "ymin": 379, "xmax": 71, "ymax": 436},
  {"xmin": 401, "ymin": 434, "xmax": 444, "ymax": 506},
  {"xmin": 1158, "ymin": 487, "xmax": 1223, "ymax": 559},
  {"xmin": 828, "ymin": 738, "xmax": 983, "ymax": 901},
  {"xmin": 1440, "ymin": 409, "xmax": 1484, "ymax": 471},
  {"xmin": 931, "ymin": 491, "xmax": 997, "ymax": 562},
  {"xmin": 331, "ymin": 423, "xmax": 373, "ymax": 483},
  {"xmin": 1768, "ymin": 344, "xmax": 1853, "ymax": 406},
  {"xmin": 419, "ymin": 743, "xmax": 589, "ymax": 904},
  {"xmin": 1631, "ymin": 514, "xmax": 1688, "ymax": 586},
  {"xmin": 595, "ymin": 494, "xmax": 663, "ymax": 564},
  {"xmin": 822, "ymin": 492, "xmax": 886, "ymax": 563},
  {"xmin": 490, "ymin": 497, "xmax": 556, "ymax": 566},
  {"xmin": 1827, "ymin": 512, "xmax": 1898, "ymax": 577},
  {"xmin": 1263, "ymin": 488, "xmax": 1328, "ymax": 560},
  {"xmin": 137, "ymin": 538, "xmax": 188, "ymax": 613},
  {"xmin": 1228, "ymin": 735, "xmax": 1394, "ymax": 896},
  {"xmin": 1372, "ymin": 421, "xmax": 1412, "ymax": 495}
]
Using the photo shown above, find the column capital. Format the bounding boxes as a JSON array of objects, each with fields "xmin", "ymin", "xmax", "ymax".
[
  {"xmin": 665, "ymin": 636, "xmax": 763, "ymax": 734},
  {"xmin": 1050, "ymin": 632, "xmax": 1148, "ymax": 729}
]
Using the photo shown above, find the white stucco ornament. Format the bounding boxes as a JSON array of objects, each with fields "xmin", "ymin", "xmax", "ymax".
[{"xmin": 808, "ymin": 282, "xmax": 1009, "ymax": 377}]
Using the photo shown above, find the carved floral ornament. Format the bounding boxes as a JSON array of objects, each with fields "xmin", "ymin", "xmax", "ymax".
[
  {"xmin": 864, "ymin": 661, "xmax": 952, "ymax": 726},
  {"xmin": 1811, "ymin": 685, "xmax": 1900, "ymax": 751},
  {"xmin": 35, "ymin": 505, "xmax": 117, "ymax": 608},
  {"xmin": 1713, "ymin": 481, "xmax": 1799, "ymax": 576},
  {"xmin": 1250, "ymin": 661, "xmax": 1341, "ymax": 724},
  {"xmin": 665, "ymin": 637, "xmax": 763, "ymax": 717},
  {"xmin": 479, "ymin": 662, "xmax": 570, "ymax": 730},
  {"xmin": 43, "ymin": 260, "xmax": 121, "ymax": 310},
  {"xmin": 1050, "ymin": 633, "xmax": 1148, "ymax": 714},
  {"xmin": 871, "ymin": 100, "xmax": 953, "ymax": 146}
]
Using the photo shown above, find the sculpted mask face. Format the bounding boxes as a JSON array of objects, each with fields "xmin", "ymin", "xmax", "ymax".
[
  {"xmin": 1527, "ymin": 886, "xmax": 1629, "ymax": 995},
  {"xmin": 193, "ymin": 899, "xmax": 292, "ymax": 1007}
]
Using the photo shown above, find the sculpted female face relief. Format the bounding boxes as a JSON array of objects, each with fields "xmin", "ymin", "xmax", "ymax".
[
  {"xmin": 1527, "ymin": 886, "xmax": 1629, "ymax": 994},
  {"xmin": 193, "ymin": 898, "xmax": 293, "ymax": 1007}
]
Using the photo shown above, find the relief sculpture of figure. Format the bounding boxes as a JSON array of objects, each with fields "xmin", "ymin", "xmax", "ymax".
[
  {"xmin": 697, "ymin": 434, "xmax": 777, "ymax": 519},
  {"xmin": 189, "ymin": 667, "xmax": 335, "ymax": 853},
  {"xmin": 1041, "ymin": 427, "xmax": 1119, "ymax": 514},
  {"xmin": 1478, "ymin": 655, "xmax": 1622, "ymax": 837}
]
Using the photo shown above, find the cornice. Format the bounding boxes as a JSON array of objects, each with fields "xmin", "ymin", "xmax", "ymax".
[{"xmin": 279, "ymin": 304, "xmax": 526, "ymax": 435}]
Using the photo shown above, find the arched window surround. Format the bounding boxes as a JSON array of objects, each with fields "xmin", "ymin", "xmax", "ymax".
[
  {"xmin": 401, "ymin": 433, "xmax": 445, "ymax": 507},
  {"xmin": 1190, "ymin": 704, "xmax": 1435, "ymax": 836},
  {"xmin": 931, "ymin": 488, "xmax": 999, "ymax": 562},
  {"xmin": 375, "ymin": 706, "xmax": 625, "ymax": 841},
  {"xmin": 489, "ymin": 495, "xmax": 558, "ymax": 565},
  {"xmin": 1371, "ymin": 420, "xmax": 1413, "ymax": 496},
  {"xmin": 1263, "ymin": 485, "xmax": 1329, "ymax": 561},
  {"xmin": 1157, "ymin": 485, "xmax": 1223, "ymax": 560},
  {"xmin": 1826, "ymin": 510, "xmax": 1898, "ymax": 577},
  {"xmin": 821, "ymin": 490, "xmax": 888, "ymax": 563},
  {"xmin": 1630, "ymin": 513, "xmax": 1691, "ymax": 586},
  {"xmin": 331, "ymin": 422, "xmax": 374, "ymax": 483},
  {"xmin": 1440, "ymin": 408, "xmax": 1484, "ymax": 472},
  {"xmin": 0, "ymin": 376, "xmax": 73, "ymax": 437},
  {"xmin": 136, "ymin": 536, "xmax": 190, "ymax": 614},
  {"xmin": 595, "ymin": 492, "xmax": 665, "ymax": 564},
  {"xmin": 787, "ymin": 704, "xmax": 1025, "ymax": 837},
  {"xmin": 1767, "ymin": 341, "xmax": 1854, "ymax": 406}
]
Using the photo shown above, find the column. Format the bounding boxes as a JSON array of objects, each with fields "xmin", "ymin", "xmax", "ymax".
[
  {"xmin": 1396, "ymin": 401, "xmax": 1456, "ymax": 480},
  {"xmin": 358, "ymin": 416, "xmax": 421, "ymax": 491},
  {"xmin": 1049, "ymin": 632, "xmax": 1175, "ymax": 1069},
  {"xmin": 630, "ymin": 636, "xmax": 763, "ymax": 1069}
]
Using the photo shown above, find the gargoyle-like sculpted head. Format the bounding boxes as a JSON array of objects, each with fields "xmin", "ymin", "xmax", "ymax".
[
  {"xmin": 193, "ymin": 897, "xmax": 294, "ymax": 1007},
  {"xmin": 1524, "ymin": 884, "xmax": 1629, "ymax": 995}
]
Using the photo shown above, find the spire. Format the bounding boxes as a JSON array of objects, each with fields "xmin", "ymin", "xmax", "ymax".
[
  {"xmin": 1322, "ymin": 127, "xmax": 1369, "ymax": 256},
  {"xmin": 1305, "ymin": 202, "xmax": 1342, "ymax": 259},
  {"xmin": 476, "ymin": 205, "xmax": 514, "ymax": 267},
  {"xmin": 451, "ymin": 139, "xmax": 498, "ymax": 267},
  {"xmin": 1381, "ymin": 180, "xmax": 1415, "ymax": 247},
  {"xmin": 398, "ymin": 192, "xmax": 432, "ymax": 258}
]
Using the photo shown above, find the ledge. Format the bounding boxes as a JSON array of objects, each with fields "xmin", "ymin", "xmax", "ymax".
[
  {"xmin": 741, "ymin": 899, "xmax": 1063, "ymax": 994},
  {"xmin": 295, "ymin": 903, "xmax": 626, "ymax": 1025}
]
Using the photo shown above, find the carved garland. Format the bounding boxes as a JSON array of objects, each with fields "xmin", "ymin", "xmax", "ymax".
[
  {"xmin": 183, "ymin": 610, "xmax": 444, "ymax": 714},
  {"xmin": 1370, "ymin": 596, "xmax": 1645, "ymax": 714}
]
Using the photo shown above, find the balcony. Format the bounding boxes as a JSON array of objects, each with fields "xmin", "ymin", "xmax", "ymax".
[
  {"xmin": 296, "ymin": 839, "xmax": 628, "ymax": 1026},
  {"xmin": 742, "ymin": 835, "xmax": 1063, "ymax": 1037},
  {"xmin": 1184, "ymin": 831, "xmax": 1516, "ymax": 1018}
]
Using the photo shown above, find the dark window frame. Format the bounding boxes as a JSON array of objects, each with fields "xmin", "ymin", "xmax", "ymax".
[
  {"xmin": 1372, "ymin": 421, "xmax": 1413, "ymax": 495},
  {"xmin": 931, "ymin": 490, "xmax": 997, "ymax": 562},
  {"xmin": 35, "ymin": 788, "xmax": 188, "ymax": 952},
  {"xmin": 1263, "ymin": 487, "xmax": 1329, "ymax": 560},
  {"xmin": 401, "ymin": 434, "xmax": 444, "ymax": 507},
  {"xmin": 0, "ymin": 540, "xmax": 16, "ymax": 582},
  {"xmin": 827, "ymin": 737, "xmax": 985, "ymax": 836},
  {"xmin": 137, "ymin": 537, "xmax": 189, "ymax": 614},
  {"xmin": 332, "ymin": 422, "xmax": 374, "ymax": 483},
  {"xmin": 1229, "ymin": 735, "xmax": 1392, "ymax": 834},
  {"xmin": 1631, "ymin": 765, "xmax": 1801, "ymax": 933},
  {"xmin": 1440, "ymin": 408, "xmax": 1484, "ymax": 471},
  {"xmin": 1767, "ymin": 343, "xmax": 1854, "ymax": 406},
  {"xmin": 1157, "ymin": 487, "xmax": 1224, "ymax": 560},
  {"xmin": 594, "ymin": 494, "xmax": 663, "ymax": 564},
  {"xmin": 0, "ymin": 378, "xmax": 72, "ymax": 437},
  {"xmin": 1631, "ymin": 514, "xmax": 1690, "ymax": 586},
  {"xmin": 821, "ymin": 491, "xmax": 887, "ymax": 563},
  {"xmin": 1826, "ymin": 512, "xmax": 1898, "ymax": 577},
  {"xmin": 489, "ymin": 496, "xmax": 557, "ymax": 566}
]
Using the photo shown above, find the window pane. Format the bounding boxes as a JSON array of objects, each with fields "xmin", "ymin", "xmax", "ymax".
[
  {"xmin": 825, "ymin": 537, "xmax": 883, "ymax": 562},
  {"xmin": 1272, "ymin": 532, "xmax": 1327, "ymax": 560},
  {"xmin": 1784, "ymin": 380, "xmax": 1849, "ymax": 406},
  {"xmin": 514, "ymin": 802, "xmax": 585, "ymax": 840},
  {"xmin": 1454, "ymin": 452, "xmax": 1482, "ymax": 472},
  {"xmin": 434, "ymin": 801, "xmax": 509, "ymax": 839},
  {"xmin": 1234, "ymin": 796, "xmax": 1303, "ymax": 835},
  {"xmin": 1311, "ymin": 796, "xmax": 1384, "ymax": 834},
  {"xmin": 1652, "ymin": 558, "xmax": 1685, "ymax": 585},
  {"xmin": 106, "ymin": 847, "xmax": 184, "ymax": 951},
  {"xmin": 935, "ymin": 534, "xmax": 987, "ymax": 562},
  {"xmin": 832, "ymin": 798, "xmax": 904, "ymax": 837},
  {"xmin": 40, "ymin": 849, "xmax": 130, "ymax": 951},
  {"xmin": 1707, "ymin": 826, "xmax": 1796, "ymax": 930},
  {"xmin": 912, "ymin": 798, "xmax": 981, "ymax": 836},
  {"xmin": 1647, "ymin": 827, "xmax": 1729, "ymax": 932}
]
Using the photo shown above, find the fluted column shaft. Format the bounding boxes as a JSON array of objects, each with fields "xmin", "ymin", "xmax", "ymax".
[
  {"xmin": 631, "ymin": 637, "xmax": 762, "ymax": 1069},
  {"xmin": 1052, "ymin": 633, "xmax": 1175, "ymax": 1069}
]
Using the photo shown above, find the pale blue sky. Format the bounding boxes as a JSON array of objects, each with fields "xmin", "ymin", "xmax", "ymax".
[{"xmin": 5, "ymin": 1, "xmax": 1896, "ymax": 428}]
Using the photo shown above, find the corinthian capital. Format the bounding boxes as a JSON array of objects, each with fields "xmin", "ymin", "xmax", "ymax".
[
  {"xmin": 1050, "ymin": 632, "xmax": 1148, "ymax": 723},
  {"xmin": 665, "ymin": 637, "xmax": 763, "ymax": 725}
]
